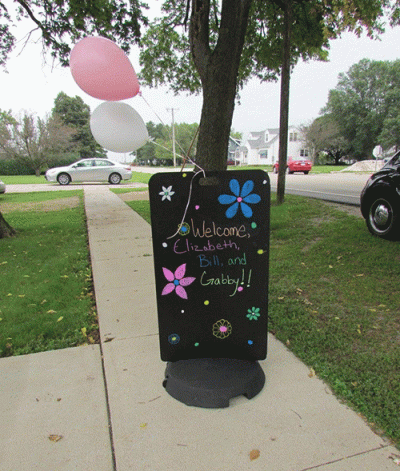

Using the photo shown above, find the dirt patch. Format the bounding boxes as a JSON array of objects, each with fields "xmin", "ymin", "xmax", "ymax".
[
  {"xmin": 118, "ymin": 191, "xmax": 149, "ymax": 201},
  {"xmin": 1, "ymin": 196, "xmax": 81, "ymax": 213},
  {"xmin": 322, "ymin": 202, "xmax": 362, "ymax": 218}
]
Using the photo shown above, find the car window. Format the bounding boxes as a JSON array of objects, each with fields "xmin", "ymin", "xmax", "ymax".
[
  {"xmin": 76, "ymin": 160, "xmax": 93, "ymax": 167},
  {"xmin": 94, "ymin": 160, "xmax": 114, "ymax": 167},
  {"xmin": 390, "ymin": 154, "xmax": 400, "ymax": 166}
]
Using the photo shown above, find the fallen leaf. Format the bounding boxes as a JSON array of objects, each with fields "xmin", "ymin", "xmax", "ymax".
[
  {"xmin": 57, "ymin": 316, "xmax": 64, "ymax": 322},
  {"xmin": 47, "ymin": 309, "xmax": 57, "ymax": 314},
  {"xmin": 140, "ymin": 423, "xmax": 147, "ymax": 429},
  {"xmin": 249, "ymin": 449, "xmax": 260, "ymax": 461},
  {"xmin": 88, "ymin": 336, "xmax": 95, "ymax": 344},
  {"xmin": 49, "ymin": 434, "xmax": 63, "ymax": 442},
  {"xmin": 308, "ymin": 368, "xmax": 316, "ymax": 378},
  {"xmin": 389, "ymin": 454, "xmax": 400, "ymax": 465},
  {"xmin": 81, "ymin": 327, "xmax": 87, "ymax": 337},
  {"xmin": 356, "ymin": 274, "xmax": 364, "ymax": 277}
]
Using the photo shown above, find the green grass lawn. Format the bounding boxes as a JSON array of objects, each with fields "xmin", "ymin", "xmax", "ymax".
[
  {"xmin": 126, "ymin": 194, "xmax": 400, "ymax": 448},
  {"xmin": 0, "ymin": 191, "xmax": 97, "ymax": 356},
  {"xmin": 1, "ymin": 175, "xmax": 49, "ymax": 184}
]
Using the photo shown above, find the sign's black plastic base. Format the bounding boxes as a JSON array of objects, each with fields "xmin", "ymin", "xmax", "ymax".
[{"xmin": 163, "ymin": 358, "xmax": 265, "ymax": 408}]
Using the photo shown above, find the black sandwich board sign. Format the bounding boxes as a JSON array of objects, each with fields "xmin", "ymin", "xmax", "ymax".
[{"xmin": 149, "ymin": 170, "xmax": 270, "ymax": 363}]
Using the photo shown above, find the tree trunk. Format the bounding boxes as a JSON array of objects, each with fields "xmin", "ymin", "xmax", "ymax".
[
  {"xmin": 190, "ymin": 0, "xmax": 253, "ymax": 171},
  {"xmin": 0, "ymin": 212, "xmax": 16, "ymax": 238},
  {"xmin": 277, "ymin": 0, "xmax": 293, "ymax": 205}
]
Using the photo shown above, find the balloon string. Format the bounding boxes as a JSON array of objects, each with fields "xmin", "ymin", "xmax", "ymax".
[
  {"xmin": 167, "ymin": 167, "xmax": 206, "ymax": 240},
  {"xmin": 150, "ymin": 139, "xmax": 186, "ymax": 160},
  {"xmin": 139, "ymin": 91, "xmax": 196, "ymax": 160}
]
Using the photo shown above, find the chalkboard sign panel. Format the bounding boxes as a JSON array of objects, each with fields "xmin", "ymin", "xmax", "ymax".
[{"xmin": 149, "ymin": 170, "xmax": 270, "ymax": 362}]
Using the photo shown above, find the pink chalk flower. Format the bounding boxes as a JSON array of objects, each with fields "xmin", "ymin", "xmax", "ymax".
[{"xmin": 161, "ymin": 264, "xmax": 196, "ymax": 299}]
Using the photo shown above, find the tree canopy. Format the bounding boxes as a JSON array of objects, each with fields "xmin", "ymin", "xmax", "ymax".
[
  {"xmin": 303, "ymin": 114, "xmax": 350, "ymax": 164},
  {"xmin": 136, "ymin": 121, "xmax": 199, "ymax": 165},
  {"xmin": 0, "ymin": 0, "xmax": 148, "ymax": 68},
  {"xmin": 52, "ymin": 92, "xmax": 107, "ymax": 158},
  {"xmin": 322, "ymin": 58, "xmax": 400, "ymax": 159},
  {"xmin": 0, "ymin": 110, "xmax": 76, "ymax": 175}
]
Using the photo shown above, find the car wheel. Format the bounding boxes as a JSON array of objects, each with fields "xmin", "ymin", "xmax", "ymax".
[
  {"xmin": 109, "ymin": 173, "xmax": 122, "ymax": 184},
  {"xmin": 366, "ymin": 195, "xmax": 399, "ymax": 239},
  {"xmin": 57, "ymin": 173, "xmax": 71, "ymax": 185},
  {"xmin": 304, "ymin": 171, "xmax": 309, "ymax": 175}
]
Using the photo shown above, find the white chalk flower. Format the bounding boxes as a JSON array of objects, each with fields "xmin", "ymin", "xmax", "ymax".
[{"xmin": 159, "ymin": 185, "xmax": 175, "ymax": 201}]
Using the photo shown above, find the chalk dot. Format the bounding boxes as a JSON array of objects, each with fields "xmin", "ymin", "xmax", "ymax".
[
  {"xmin": 182, "ymin": 173, "xmax": 187, "ymax": 178},
  {"xmin": 238, "ymin": 287, "xmax": 244, "ymax": 292},
  {"xmin": 162, "ymin": 242, "xmax": 168, "ymax": 248},
  {"xmin": 257, "ymin": 249, "xmax": 264, "ymax": 255},
  {"xmin": 248, "ymin": 340, "xmax": 254, "ymax": 345},
  {"xmin": 181, "ymin": 310, "xmax": 185, "ymax": 313},
  {"xmin": 168, "ymin": 333, "xmax": 180, "ymax": 345},
  {"xmin": 194, "ymin": 342, "xmax": 200, "ymax": 347},
  {"xmin": 204, "ymin": 300, "xmax": 209, "ymax": 306},
  {"xmin": 251, "ymin": 222, "xmax": 257, "ymax": 229},
  {"xmin": 263, "ymin": 180, "xmax": 267, "ymax": 184},
  {"xmin": 219, "ymin": 326, "xmax": 228, "ymax": 333},
  {"xmin": 195, "ymin": 205, "xmax": 200, "ymax": 210}
]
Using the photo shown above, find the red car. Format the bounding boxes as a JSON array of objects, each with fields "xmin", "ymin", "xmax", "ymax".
[{"xmin": 273, "ymin": 157, "xmax": 312, "ymax": 174}]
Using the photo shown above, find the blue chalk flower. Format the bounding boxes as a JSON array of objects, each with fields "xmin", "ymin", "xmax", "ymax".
[{"xmin": 218, "ymin": 179, "xmax": 261, "ymax": 218}]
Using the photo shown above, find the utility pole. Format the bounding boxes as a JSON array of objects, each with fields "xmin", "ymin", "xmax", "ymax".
[{"xmin": 167, "ymin": 108, "xmax": 178, "ymax": 167}]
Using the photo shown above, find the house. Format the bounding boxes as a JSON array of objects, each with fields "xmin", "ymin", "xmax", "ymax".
[
  {"xmin": 237, "ymin": 126, "xmax": 309, "ymax": 165},
  {"xmin": 227, "ymin": 136, "xmax": 241, "ymax": 164}
]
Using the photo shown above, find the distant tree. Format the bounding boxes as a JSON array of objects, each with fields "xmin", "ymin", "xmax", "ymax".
[
  {"xmin": 323, "ymin": 59, "xmax": 400, "ymax": 160},
  {"xmin": 231, "ymin": 131, "xmax": 242, "ymax": 141},
  {"xmin": 0, "ymin": 111, "xmax": 75, "ymax": 176},
  {"xmin": 52, "ymin": 92, "xmax": 106, "ymax": 158},
  {"xmin": 304, "ymin": 115, "xmax": 350, "ymax": 165},
  {"xmin": 137, "ymin": 121, "xmax": 198, "ymax": 165}
]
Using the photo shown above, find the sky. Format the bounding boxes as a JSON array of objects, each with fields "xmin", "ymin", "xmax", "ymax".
[{"xmin": 1, "ymin": 9, "xmax": 400, "ymax": 139}]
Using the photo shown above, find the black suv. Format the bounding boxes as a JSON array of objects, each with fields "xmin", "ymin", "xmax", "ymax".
[{"xmin": 360, "ymin": 152, "xmax": 400, "ymax": 239}]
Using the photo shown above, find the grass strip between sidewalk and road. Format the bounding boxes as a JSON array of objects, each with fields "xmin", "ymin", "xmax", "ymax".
[
  {"xmin": 125, "ymin": 194, "xmax": 400, "ymax": 448},
  {"xmin": 0, "ymin": 191, "xmax": 97, "ymax": 356}
]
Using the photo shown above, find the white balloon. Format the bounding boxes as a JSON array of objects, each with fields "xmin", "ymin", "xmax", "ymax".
[{"xmin": 90, "ymin": 102, "xmax": 149, "ymax": 153}]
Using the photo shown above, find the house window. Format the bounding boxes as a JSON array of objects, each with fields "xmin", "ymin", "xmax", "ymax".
[
  {"xmin": 289, "ymin": 132, "xmax": 298, "ymax": 142},
  {"xmin": 259, "ymin": 150, "xmax": 268, "ymax": 159},
  {"xmin": 300, "ymin": 149, "xmax": 309, "ymax": 157}
]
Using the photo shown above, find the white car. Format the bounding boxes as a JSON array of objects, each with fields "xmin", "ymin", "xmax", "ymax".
[
  {"xmin": 0, "ymin": 180, "xmax": 5, "ymax": 194},
  {"xmin": 45, "ymin": 158, "xmax": 132, "ymax": 185}
]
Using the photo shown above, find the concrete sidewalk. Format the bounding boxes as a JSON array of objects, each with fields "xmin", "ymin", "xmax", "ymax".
[{"xmin": 1, "ymin": 184, "xmax": 399, "ymax": 470}]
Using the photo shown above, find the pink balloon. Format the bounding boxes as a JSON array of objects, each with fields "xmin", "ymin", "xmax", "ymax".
[{"xmin": 70, "ymin": 36, "xmax": 140, "ymax": 101}]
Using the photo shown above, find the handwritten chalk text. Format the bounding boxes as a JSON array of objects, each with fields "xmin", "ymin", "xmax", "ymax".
[
  {"xmin": 191, "ymin": 219, "xmax": 250, "ymax": 239},
  {"xmin": 173, "ymin": 238, "xmax": 240, "ymax": 255}
]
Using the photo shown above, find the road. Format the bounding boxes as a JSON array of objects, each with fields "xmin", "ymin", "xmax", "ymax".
[
  {"xmin": 4, "ymin": 170, "xmax": 372, "ymax": 206},
  {"xmin": 269, "ymin": 171, "xmax": 371, "ymax": 206}
]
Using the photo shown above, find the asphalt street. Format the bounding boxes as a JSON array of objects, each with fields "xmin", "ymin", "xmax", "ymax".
[{"xmin": 268, "ymin": 171, "xmax": 372, "ymax": 206}]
